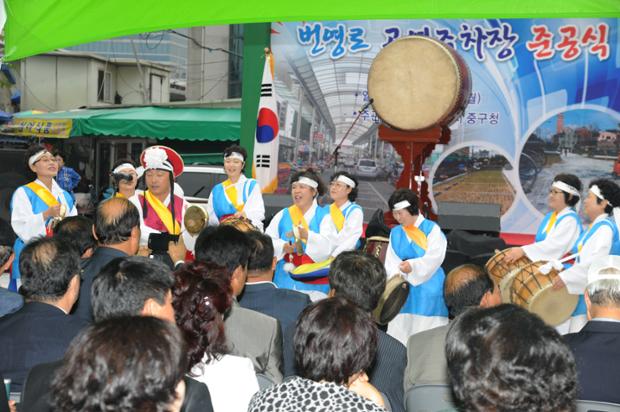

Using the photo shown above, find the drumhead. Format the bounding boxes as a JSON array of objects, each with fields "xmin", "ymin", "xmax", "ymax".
[
  {"xmin": 373, "ymin": 275, "xmax": 410, "ymax": 325},
  {"xmin": 368, "ymin": 36, "xmax": 470, "ymax": 131},
  {"xmin": 529, "ymin": 286, "xmax": 579, "ymax": 326}
]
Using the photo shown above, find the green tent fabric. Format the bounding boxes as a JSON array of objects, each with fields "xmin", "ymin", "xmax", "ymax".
[
  {"xmin": 4, "ymin": 0, "xmax": 619, "ymax": 61},
  {"xmin": 5, "ymin": 106, "xmax": 240, "ymax": 141}
]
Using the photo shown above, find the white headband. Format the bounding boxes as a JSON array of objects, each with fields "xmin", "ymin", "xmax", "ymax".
[
  {"xmin": 112, "ymin": 163, "xmax": 137, "ymax": 175},
  {"xmin": 28, "ymin": 150, "xmax": 50, "ymax": 167},
  {"xmin": 590, "ymin": 185, "xmax": 606, "ymax": 203},
  {"xmin": 225, "ymin": 152, "xmax": 245, "ymax": 162},
  {"xmin": 335, "ymin": 174, "xmax": 356, "ymax": 188},
  {"xmin": 143, "ymin": 147, "xmax": 173, "ymax": 173},
  {"xmin": 393, "ymin": 200, "xmax": 411, "ymax": 211},
  {"xmin": 296, "ymin": 176, "xmax": 318, "ymax": 189},
  {"xmin": 552, "ymin": 181, "xmax": 580, "ymax": 198}
]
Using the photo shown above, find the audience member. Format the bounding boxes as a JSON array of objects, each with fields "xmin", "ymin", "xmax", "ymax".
[
  {"xmin": 53, "ymin": 215, "xmax": 96, "ymax": 259},
  {"xmin": 0, "ymin": 237, "xmax": 85, "ymax": 392},
  {"xmin": 54, "ymin": 152, "xmax": 81, "ymax": 196},
  {"xmin": 0, "ymin": 218, "xmax": 22, "ymax": 317},
  {"xmin": 327, "ymin": 251, "xmax": 406, "ymax": 412},
  {"xmin": 195, "ymin": 225, "xmax": 283, "ymax": 383},
  {"xmin": 174, "ymin": 262, "xmax": 259, "ymax": 412},
  {"xmin": 564, "ymin": 255, "xmax": 620, "ymax": 403},
  {"xmin": 249, "ymin": 297, "xmax": 385, "ymax": 412},
  {"xmin": 50, "ymin": 316, "xmax": 187, "ymax": 412},
  {"xmin": 20, "ymin": 256, "xmax": 213, "ymax": 412},
  {"xmin": 72, "ymin": 197, "xmax": 140, "ymax": 321},
  {"xmin": 239, "ymin": 231, "xmax": 310, "ymax": 374},
  {"xmin": 446, "ymin": 304, "xmax": 577, "ymax": 412},
  {"xmin": 405, "ymin": 264, "xmax": 500, "ymax": 390}
]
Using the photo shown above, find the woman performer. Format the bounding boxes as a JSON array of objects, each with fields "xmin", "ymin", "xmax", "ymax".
[
  {"xmin": 130, "ymin": 145, "xmax": 191, "ymax": 267},
  {"xmin": 504, "ymin": 174, "xmax": 583, "ymax": 263},
  {"xmin": 9, "ymin": 145, "xmax": 77, "ymax": 290},
  {"xmin": 265, "ymin": 169, "xmax": 336, "ymax": 299},
  {"xmin": 552, "ymin": 179, "xmax": 620, "ymax": 333},
  {"xmin": 109, "ymin": 158, "xmax": 141, "ymax": 201},
  {"xmin": 384, "ymin": 188, "xmax": 448, "ymax": 344},
  {"xmin": 207, "ymin": 145, "xmax": 265, "ymax": 231},
  {"xmin": 326, "ymin": 171, "xmax": 363, "ymax": 257}
]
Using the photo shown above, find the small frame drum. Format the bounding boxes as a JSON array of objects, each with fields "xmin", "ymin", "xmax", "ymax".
[
  {"xmin": 363, "ymin": 236, "xmax": 390, "ymax": 264},
  {"xmin": 373, "ymin": 274, "xmax": 410, "ymax": 325},
  {"xmin": 220, "ymin": 216, "xmax": 258, "ymax": 233},
  {"xmin": 485, "ymin": 248, "xmax": 532, "ymax": 302},
  {"xmin": 510, "ymin": 261, "xmax": 579, "ymax": 326},
  {"xmin": 368, "ymin": 35, "xmax": 471, "ymax": 131}
]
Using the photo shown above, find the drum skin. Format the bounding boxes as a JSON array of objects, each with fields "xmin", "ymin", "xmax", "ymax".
[
  {"xmin": 220, "ymin": 216, "xmax": 258, "ymax": 233},
  {"xmin": 368, "ymin": 35, "xmax": 471, "ymax": 131},
  {"xmin": 510, "ymin": 261, "xmax": 579, "ymax": 326},
  {"xmin": 485, "ymin": 248, "xmax": 531, "ymax": 302}
]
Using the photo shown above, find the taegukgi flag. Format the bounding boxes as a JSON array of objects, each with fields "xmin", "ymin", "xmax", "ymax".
[{"xmin": 252, "ymin": 49, "xmax": 280, "ymax": 193}]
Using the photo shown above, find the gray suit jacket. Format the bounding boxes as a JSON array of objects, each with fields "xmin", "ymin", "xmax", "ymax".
[
  {"xmin": 404, "ymin": 324, "xmax": 450, "ymax": 391},
  {"xmin": 224, "ymin": 299, "xmax": 283, "ymax": 383}
]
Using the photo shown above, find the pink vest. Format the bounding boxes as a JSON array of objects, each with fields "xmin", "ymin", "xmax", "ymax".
[{"xmin": 139, "ymin": 193, "xmax": 184, "ymax": 233}]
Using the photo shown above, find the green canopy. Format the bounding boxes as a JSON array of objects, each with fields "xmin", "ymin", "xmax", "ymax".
[
  {"xmin": 4, "ymin": 0, "xmax": 619, "ymax": 61},
  {"xmin": 2, "ymin": 106, "xmax": 240, "ymax": 141}
]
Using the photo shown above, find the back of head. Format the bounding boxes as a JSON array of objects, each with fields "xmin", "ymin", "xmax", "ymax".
[
  {"xmin": 94, "ymin": 197, "xmax": 140, "ymax": 245},
  {"xmin": 51, "ymin": 316, "xmax": 187, "ymax": 412},
  {"xmin": 0, "ymin": 218, "xmax": 16, "ymax": 268},
  {"xmin": 444, "ymin": 264, "xmax": 495, "ymax": 319},
  {"xmin": 54, "ymin": 216, "xmax": 96, "ymax": 256},
  {"xmin": 194, "ymin": 225, "xmax": 250, "ymax": 273},
  {"xmin": 246, "ymin": 231, "xmax": 275, "ymax": 274},
  {"xmin": 91, "ymin": 256, "xmax": 174, "ymax": 322},
  {"xmin": 329, "ymin": 251, "xmax": 386, "ymax": 312},
  {"xmin": 173, "ymin": 261, "xmax": 232, "ymax": 369},
  {"xmin": 294, "ymin": 296, "xmax": 378, "ymax": 385},
  {"xmin": 445, "ymin": 304, "xmax": 577, "ymax": 412},
  {"xmin": 586, "ymin": 259, "xmax": 620, "ymax": 309},
  {"xmin": 19, "ymin": 236, "xmax": 80, "ymax": 302}
]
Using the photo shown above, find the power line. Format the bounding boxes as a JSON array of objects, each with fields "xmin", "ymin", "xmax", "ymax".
[{"xmin": 168, "ymin": 30, "xmax": 243, "ymax": 58}]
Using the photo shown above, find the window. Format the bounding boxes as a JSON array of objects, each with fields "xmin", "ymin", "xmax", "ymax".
[{"xmin": 97, "ymin": 70, "xmax": 112, "ymax": 102}]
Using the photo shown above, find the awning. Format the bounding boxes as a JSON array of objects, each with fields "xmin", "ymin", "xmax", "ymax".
[{"xmin": 1, "ymin": 106, "xmax": 240, "ymax": 141}]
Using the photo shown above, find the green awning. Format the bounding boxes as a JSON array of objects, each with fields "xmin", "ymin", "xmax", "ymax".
[
  {"xmin": 4, "ymin": 1, "xmax": 620, "ymax": 61},
  {"xmin": 2, "ymin": 106, "xmax": 240, "ymax": 141}
]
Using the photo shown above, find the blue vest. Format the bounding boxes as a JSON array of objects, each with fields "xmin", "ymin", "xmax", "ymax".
[
  {"xmin": 329, "ymin": 202, "xmax": 362, "ymax": 249},
  {"xmin": 535, "ymin": 209, "xmax": 582, "ymax": 242},
  {"xmin": 390, "ymin": 220, "xmax": 449, "ymax": 317},
  {"xmin": 273, "ymin": 205, "xmax": 330, "ymax": 294},
  {"xmin": 10, "ymin": 184, "xmax": 74, "ymax": 284},
  {"xmin": 211, "ymin": 179, "xmax": 257, "ymax": 220}
]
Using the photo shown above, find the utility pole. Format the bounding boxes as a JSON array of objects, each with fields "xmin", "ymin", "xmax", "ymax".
[{"xmin": 130, "ymin": 38, "xmax": 148, "ymax": 103}]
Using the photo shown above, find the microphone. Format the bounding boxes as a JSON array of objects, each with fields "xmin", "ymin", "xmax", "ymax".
[{"xmin": 360, "ymin": 98, "xmax": 374, "ymax": 113}]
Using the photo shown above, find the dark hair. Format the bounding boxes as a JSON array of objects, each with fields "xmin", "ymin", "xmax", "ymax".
[
  {"xmin": 445, "ymin": 304, "xmax": 577, "ymax": 412},
  {"xmin": 329, "ymin": 171, "xmax": 359, "ymax": 201},
  {"xmin": 173, "ymin": 261, "xmax": 232, "ymax": 369},
  {"xmin": 553, "ymin": 174, "xmax": 582, "ymax": 207},
  {"xmin": 294, "ymin": 297, "xmax": 378, "ymax": 384},
  {"xmin": 95, "ymin": 197, "xmax": 140, "ymax": 245},
  {"xmin": 0, "ymin": 218, "xmax": 16, "ymax": 267},
  {"xmin": 50, "ymin": 316, "xmax": 187, "ymax": 412},
  {"xmin": 19, "ymin": 237, "xmax": 80, "ymax": 301},
  {"xmin": 388, "ymin": 188, "xmax": 419, "ymax": 216},
  {"xmin": 246, "ymin": 231, "xmax": 275, "ymax": 273},
  {"xmin": 24, "ymin": 144, "xmax": 49, "ymax": 172},
  {"xmin": 224, "ymin": 144, "xmax": 247, "ymax": 164},
  {"xmin": 444, "ymin": 264, "xmax": 494, "ymax": 319},
  {"xmin": 590, "ymin": 179, "xmax": 620, "ymax": 214},
  {"xmin": 54, "ymin": 216, "xmax": 96, "ymax": 256},
  {"xmin": 329, "ymin": 251, "xmax": 386, "ymax": 312},
  {"xmin": 194, "ymin": 225, "xmax": 250, "ymax": 273},
  {"xmin": 91, "ymin": 256, "xmax": 174, "ymax": 322},
  {"xmin": 290, "ymin": 169, "xmax": 326, "ymax": 197}
]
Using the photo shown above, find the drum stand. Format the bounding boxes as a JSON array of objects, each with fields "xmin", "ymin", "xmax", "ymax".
[{"xmin": 378, "ymin": 124, "xmax": 451, "ymax": 221}]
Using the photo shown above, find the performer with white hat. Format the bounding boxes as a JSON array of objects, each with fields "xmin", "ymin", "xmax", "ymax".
[
  {"xmin": 383, "ymin": 188, "xmax": 448, "ymax": 345},
  {"xmin": 9, "ymin": 145, "xmax": 77, "ymax": 290},
  {"xmin": 207, "ymin": 145, "xmax": 265, "ymax": 231},
  {"xmin": 326, "ymin": 171, "xmax": 363, "ymax": 257},
  {"xmin": 265, "ymin": 169, "xmax": 336, "ymax": 300},
  {"xmin": 504, "ymin": 173, "xmax": 583, "ymax": 263},
  {"xmin": 130, "ymin": 145, "xmax": 191, "ymax": 266},
  {"xmin": 552, "ymin": 178, "xmax": 620, "ymax": 333}
]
